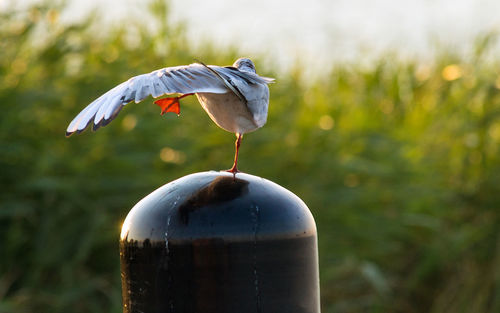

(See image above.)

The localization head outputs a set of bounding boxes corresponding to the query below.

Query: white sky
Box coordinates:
[5,0,500,71]
[170,0,500,67]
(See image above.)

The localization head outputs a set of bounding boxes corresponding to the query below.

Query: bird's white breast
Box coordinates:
[196,83,269,134]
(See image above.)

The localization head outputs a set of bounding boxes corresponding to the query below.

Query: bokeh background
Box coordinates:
[2,0,500,312]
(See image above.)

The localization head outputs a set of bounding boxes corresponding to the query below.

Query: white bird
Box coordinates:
[66,58,274,173]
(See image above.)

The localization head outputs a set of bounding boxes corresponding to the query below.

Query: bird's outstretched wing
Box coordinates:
[195,61,275,104]
[66,64,230,136]
[217,66,275,85]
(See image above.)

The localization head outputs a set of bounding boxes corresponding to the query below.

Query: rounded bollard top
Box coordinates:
[120,171,316,244]
[120,171,321,313]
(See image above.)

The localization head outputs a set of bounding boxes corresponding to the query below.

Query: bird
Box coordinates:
[66,58,274,174]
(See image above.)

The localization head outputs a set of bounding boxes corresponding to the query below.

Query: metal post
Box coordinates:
[120,171,320,313]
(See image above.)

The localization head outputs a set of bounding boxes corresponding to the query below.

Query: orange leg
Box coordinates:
[227,133,242,176]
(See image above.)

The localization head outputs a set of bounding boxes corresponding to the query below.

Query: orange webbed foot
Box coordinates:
[154,97,181,115]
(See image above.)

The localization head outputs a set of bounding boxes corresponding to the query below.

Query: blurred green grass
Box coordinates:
[1,1,500,313]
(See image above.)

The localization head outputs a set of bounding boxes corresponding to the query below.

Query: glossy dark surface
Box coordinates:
[120,171,320,313]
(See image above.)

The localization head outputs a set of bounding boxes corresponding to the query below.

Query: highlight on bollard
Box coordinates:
[119,171,321,313]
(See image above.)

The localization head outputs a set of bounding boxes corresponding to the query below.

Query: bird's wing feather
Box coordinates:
[218,66,275,85]
[195,61,247,104]
[66,64,229,136]
[209,66,275,104]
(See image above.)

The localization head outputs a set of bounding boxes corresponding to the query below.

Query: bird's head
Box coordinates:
[233,58,256,73]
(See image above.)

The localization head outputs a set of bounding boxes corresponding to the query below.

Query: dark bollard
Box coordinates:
[119,171,320,313]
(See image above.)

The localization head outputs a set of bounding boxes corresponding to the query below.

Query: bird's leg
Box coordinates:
[154,93,194,115]
[178,93,194,100]
[227,133,242,176]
